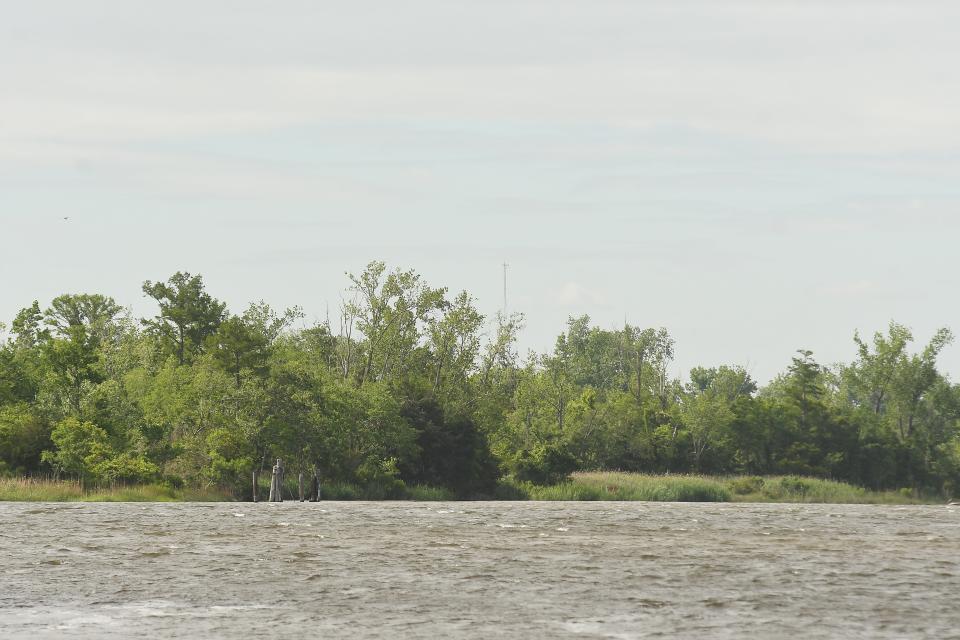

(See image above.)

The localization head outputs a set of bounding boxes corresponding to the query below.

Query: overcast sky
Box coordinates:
[2,1,960,382]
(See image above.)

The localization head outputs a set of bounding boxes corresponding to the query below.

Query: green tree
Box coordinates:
[211,315,270,388]
[142,272,226,365]
[347,261,446,387]
[426,290,483,398]
[45,293,121,346]
[681,367,752,471]
[0,404,50,475]
[42,325,103,415]
[41,417,111,481]
[888,328,953,441]
[847,322,912,416]
[210,302,302,388]
[11,301,48,347]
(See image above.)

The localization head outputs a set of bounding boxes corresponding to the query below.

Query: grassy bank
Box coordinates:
[0,477,231,502]
[0,477,455,503]
[1,473,938,504]
[500,472,936,504]
[316,482,454,501]
[722,474,930,504]
[505,472,732,502]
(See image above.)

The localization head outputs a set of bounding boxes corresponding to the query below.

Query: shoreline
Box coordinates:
[0,472,943,505]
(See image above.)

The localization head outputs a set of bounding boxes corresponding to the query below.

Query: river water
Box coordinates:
[1,501,958,639]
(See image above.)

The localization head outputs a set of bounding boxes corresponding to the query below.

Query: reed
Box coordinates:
[404,485,456,501]
[0,477,229,502]
[499,472,937,504]
[518,472,731,502]
[725,475,928,504]
[0,473,937,504]
[313,481,454,501]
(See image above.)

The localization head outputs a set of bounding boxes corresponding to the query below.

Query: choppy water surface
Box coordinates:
[1,502,959,639]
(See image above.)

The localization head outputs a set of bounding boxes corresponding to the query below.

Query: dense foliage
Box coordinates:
[2,262,959,498]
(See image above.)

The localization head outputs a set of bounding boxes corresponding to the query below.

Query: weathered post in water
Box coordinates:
[310,466,321,502]
[298,472,304,502]
[269,458,284,502]
[252,470,258,502]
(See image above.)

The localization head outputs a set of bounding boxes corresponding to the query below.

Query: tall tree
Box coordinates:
[142,272,226,365]
[889,328,953,441]
[209,301,300,389]
[45,294,121,346]
[427,291,483,397]
[347,261,445,387]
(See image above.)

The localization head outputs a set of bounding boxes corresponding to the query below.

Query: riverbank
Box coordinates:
[1,473,940,503]
[0,477,230,502]
[0,477,452,503]
[515,472,935,504]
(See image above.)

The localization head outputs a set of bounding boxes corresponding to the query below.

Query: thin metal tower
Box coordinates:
[502,262,509,314]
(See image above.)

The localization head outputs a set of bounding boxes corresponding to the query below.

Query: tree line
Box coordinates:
[2,261,959,497]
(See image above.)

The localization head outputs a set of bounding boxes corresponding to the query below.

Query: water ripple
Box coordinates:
[1,502,959,639]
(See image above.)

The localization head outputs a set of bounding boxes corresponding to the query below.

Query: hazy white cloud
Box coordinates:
[2,1,960,381]
[816,280,883,297]
[3,1,960,155]
[556,282,608,307]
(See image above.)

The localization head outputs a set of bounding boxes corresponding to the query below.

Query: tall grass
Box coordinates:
[0,477,229,502]
[404,485,456,501]
[500,472,936,504]
[0,476,456,503]
[317,482,454,501]
[1,473,936,504]
[725,475,927,504]
[515,472,731,502]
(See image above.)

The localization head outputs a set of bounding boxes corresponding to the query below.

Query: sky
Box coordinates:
[2,1,960,382]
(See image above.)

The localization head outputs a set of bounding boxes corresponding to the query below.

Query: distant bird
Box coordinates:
[63,216,69,221]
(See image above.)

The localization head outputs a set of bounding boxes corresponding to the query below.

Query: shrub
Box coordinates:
[404,485,454,501]
[399,397,500,497]
[506,441,579,485]
[357,457,406,499]
[728,476,765,495]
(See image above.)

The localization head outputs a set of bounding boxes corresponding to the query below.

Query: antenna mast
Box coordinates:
[502,262,509,314]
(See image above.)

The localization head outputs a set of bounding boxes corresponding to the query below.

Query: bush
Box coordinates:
[0,405,50,475]
[319,482,361,500]
[506,441,579,485]
[404,485,454,501]
[493,479,530,500]
[523,472,732,502]
[399,397,500,497]
[357,457,405,499]
[728,476,765,495]
[89,453,160,484]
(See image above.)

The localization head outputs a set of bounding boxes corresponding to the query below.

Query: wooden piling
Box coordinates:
[252,470,258,502]
[269,458,284,502]
[298,472,304,502]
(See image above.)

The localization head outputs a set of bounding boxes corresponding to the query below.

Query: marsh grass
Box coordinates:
[0,477,229,502]
[500,472,936,504]
[1,473,936,504]
[517,472,731,502]
[724,475,927,504]
[404,485,456,501]
[318,482,454,501]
